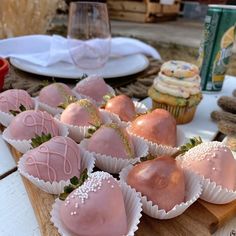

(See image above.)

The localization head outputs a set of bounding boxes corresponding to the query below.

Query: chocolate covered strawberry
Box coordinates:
[87,123,135,159]
[59,171,128,236]
[129,108,176,146]
[127,156,185,212]
[104,94,136,122]
[60,99,102,127]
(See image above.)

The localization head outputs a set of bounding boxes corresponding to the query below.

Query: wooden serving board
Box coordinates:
[9,145,236,236]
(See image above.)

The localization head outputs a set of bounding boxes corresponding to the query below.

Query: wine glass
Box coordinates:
[67,1,111,69]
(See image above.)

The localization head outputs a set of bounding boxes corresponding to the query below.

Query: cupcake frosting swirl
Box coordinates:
[153,72,201,98]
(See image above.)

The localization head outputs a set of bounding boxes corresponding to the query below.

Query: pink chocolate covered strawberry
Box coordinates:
[127,155,185,212]
[0,89,34,114]
[129,108,176,147]
[87,123,134,159]
[24,136,81,182]
[60,99,102,127]
[104,94,136,122]
[39,83,74,108]
[59,171,128,236]
[74,75,112,103]
[7,110,60,140]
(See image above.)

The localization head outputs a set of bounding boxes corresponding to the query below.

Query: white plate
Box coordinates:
[10,54,149,79]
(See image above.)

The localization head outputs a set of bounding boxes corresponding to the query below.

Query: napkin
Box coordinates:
[0,35,161,67]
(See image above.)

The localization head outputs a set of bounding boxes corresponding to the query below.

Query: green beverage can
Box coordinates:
[198,5,236,92]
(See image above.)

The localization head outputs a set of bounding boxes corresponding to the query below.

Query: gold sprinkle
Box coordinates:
[76,99,101,126]
[105,123,134,158]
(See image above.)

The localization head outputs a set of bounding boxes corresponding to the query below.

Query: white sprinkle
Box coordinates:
[73,211,77,215]
[207,158,210,161]
[70,212,74,216]
[75,203,78,208]
[111,185,114,188]
[108,180,110,183]
[212,167,216,171]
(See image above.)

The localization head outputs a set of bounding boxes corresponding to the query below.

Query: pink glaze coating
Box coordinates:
[8,110,60,140]
[0,89,34,113]
[105,95,136,122]
[180,141,236,190]
[75,75,110,103]
[24,136,81,182]
[60,99,102,127]
[87,123,135,159]
[60,172,127,236]
[39,83,73,108]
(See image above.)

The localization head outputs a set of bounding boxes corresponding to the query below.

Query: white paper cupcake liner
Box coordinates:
[18,148,95,194]
[55,110,112,143]
[50,180,142,236]
[197,175,236,204]
[128,126,185,156]
[0,98,38,127]
[0,111,14,127]
[37,100,63,116]
[2,119,69,154]
[120,165,202,219]
[79,135,148,174]
[133,100,148,114]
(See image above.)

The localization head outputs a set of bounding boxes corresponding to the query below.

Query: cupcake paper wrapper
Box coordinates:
[119,165,202,219]
[0,98,38,127]
[79,135,148,174]
[128,126,185,156]
[2,119,69,154]
[18,148,95,194]
[55,110,112,143]
[50,181,142,236]
[198,175,236,204]
[0,111,14,127]
[37,100,64,116]
[133,101,148,114]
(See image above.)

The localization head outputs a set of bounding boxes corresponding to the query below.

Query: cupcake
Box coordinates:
[148,60,202,124]
[128,108,177,147]
[0,89,35,127]
[51,172,142,236]
[73,75,115,105]
[179,141,236,204]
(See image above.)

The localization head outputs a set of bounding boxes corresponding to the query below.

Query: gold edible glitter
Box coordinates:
[105,123,134,158]
[77,99,101,126]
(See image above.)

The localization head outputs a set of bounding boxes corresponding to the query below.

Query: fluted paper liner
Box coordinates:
[2,119,69,154]
[55,110,112,143]
[128,126,185,156]
[195,175,236,204]
[79,135,148,174]
[120,165,202,219]
[0,98,38,127]
[18,148,95,194]
[50,181,142,236]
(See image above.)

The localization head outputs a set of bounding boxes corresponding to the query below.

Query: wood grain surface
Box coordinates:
[9,144,236,236]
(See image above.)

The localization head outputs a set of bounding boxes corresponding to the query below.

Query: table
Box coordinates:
[1,74,236,236]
